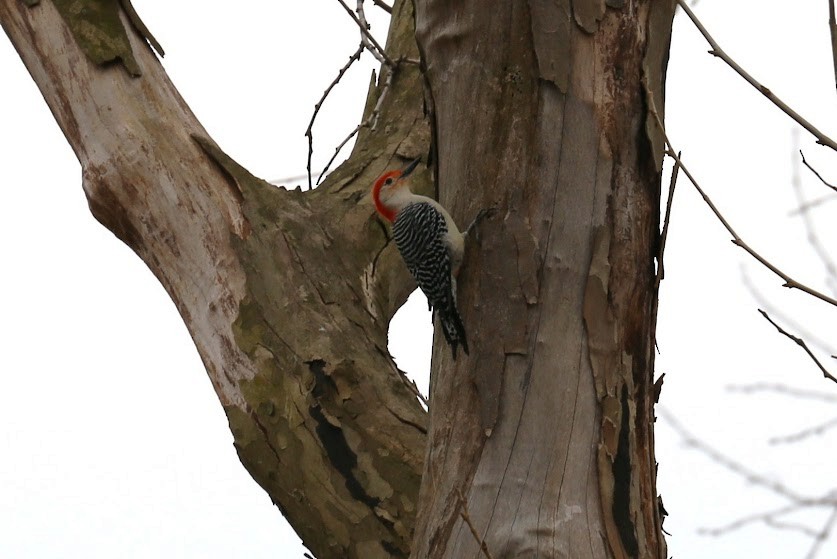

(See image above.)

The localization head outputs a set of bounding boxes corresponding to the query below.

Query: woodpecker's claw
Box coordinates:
[464,206,497,236]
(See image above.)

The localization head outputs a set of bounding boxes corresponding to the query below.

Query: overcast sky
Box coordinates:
[2,2,837,558]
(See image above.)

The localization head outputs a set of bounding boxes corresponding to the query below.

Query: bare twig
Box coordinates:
[662,407,837,549]
[316,66,396,184]
[791,194,837,215]
[769,416,837,445]
[675,0,837,151]
[727,382,837,402]
[758,309,837,384]
[656,154,680,287]
[336,0,394,67]
[699,503,816,537]
[305,46,364,190]
[800,150,837,195]
[643,76,837,309]
[791,144,837,296]
[741,271,836,355]
[456,489,494,559]
[371,0,392,13]
[316,124,363,186]
[659,407,812,503]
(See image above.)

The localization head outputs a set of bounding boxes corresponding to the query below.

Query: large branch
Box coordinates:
[1,1,429,557]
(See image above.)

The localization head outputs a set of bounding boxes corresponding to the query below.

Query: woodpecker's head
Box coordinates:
[372,157,421,222]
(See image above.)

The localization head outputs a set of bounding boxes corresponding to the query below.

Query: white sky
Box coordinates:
[2,2,836,558]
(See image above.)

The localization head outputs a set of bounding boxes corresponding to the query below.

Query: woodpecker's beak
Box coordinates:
[401,157,421,178]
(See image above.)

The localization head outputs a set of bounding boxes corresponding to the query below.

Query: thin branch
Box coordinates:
[656,154,680,287]
[791,145,837,296]
[305,46,364,190]
[675,0,837,151]
[659,407,812,503]
[642,76,837,309]
[316,65,396,184]
[371,0,392,13]
[805,505,837,559]
[727,382,837,402]
[699,503,816,538]
[741,270,836,355]
[800,150,837,195]
[758,309,837,384]
[336,0,394,67]
[316,124,362,186]
[456,489,495,559]
[769,416,837,445]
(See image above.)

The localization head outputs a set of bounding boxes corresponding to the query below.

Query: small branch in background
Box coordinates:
[769,416,837,445]
[806,505,837,559]
[675,0,837,151]
[800,150,837,195]
[371,0,392,13]
[336,0,394,67]
[830,0,837,95]
[643,76,837,309]
[758,309,837,384]
[306,46,364,190]
[791,194,837,214]
[727,382,837,403]
[699,503,816,538]
[655,154,680,287]
[659,407,810,502]
[456,489,495,559]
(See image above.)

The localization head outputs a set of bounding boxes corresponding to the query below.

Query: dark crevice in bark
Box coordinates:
[308,403,382,511]
[612,384,639,557]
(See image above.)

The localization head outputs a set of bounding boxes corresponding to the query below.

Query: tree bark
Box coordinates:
[410,0,675,557]
[2,0,675,557]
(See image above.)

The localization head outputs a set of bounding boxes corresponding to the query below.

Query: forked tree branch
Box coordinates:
[336,0,394,67]
[676,0,837,151]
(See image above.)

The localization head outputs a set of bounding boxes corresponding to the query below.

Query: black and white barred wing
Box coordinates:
[392,201,468,357]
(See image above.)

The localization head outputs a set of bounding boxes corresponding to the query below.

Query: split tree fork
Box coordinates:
[1,0,676,557]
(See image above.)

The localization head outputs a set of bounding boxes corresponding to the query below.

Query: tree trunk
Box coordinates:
[410,1,675,557]
[2,0,675,558]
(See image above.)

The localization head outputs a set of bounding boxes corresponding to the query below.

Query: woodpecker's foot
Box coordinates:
[464,206,497,237]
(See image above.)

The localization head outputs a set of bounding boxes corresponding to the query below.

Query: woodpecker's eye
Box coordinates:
[385,178,394,186]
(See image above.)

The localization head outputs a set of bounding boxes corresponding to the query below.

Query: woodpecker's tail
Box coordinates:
[438,304,469,360]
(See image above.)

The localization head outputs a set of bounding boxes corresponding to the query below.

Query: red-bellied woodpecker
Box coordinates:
[372,157,469,359]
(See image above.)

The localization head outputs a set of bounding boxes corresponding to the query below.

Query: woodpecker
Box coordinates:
[372,157,469,359]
